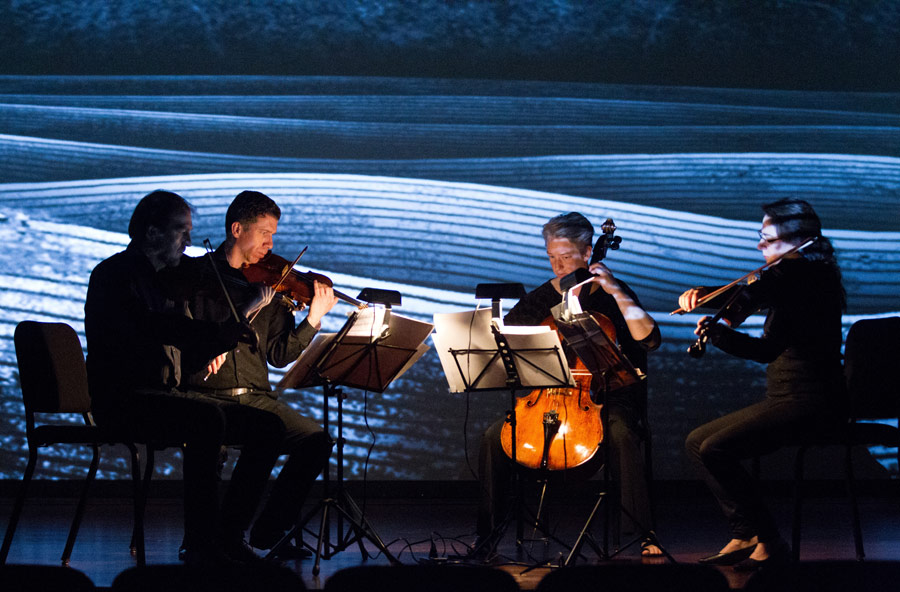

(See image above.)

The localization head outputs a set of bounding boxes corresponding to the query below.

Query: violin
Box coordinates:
[674,237,817,358]
[242,251,365,310]
[500,218,626,471]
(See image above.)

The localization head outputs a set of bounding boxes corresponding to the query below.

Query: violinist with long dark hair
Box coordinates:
[476,212,663,557]
[682,198,846,570]
[176,190,338,561]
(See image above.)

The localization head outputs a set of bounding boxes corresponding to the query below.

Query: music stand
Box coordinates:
[273,291,432,575]
[432,284,574,559]
[551,270,673,565]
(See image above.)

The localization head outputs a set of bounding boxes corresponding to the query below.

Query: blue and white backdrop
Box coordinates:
[0,2,898,482]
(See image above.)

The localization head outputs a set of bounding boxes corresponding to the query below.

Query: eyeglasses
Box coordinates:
[757,230,780,244]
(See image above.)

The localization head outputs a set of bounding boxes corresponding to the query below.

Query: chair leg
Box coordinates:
[61,443,100,566]
[845,444,865,561]
[128,444,141,555]
[791,446,806,563]
[0,448,38,564]
[130,444,154,567]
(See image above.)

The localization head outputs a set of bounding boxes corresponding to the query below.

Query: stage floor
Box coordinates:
[2,485,899,590]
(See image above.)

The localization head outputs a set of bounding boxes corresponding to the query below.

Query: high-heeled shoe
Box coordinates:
[698,544,757,566]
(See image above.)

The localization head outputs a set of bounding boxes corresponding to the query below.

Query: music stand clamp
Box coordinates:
[272,287,431,575]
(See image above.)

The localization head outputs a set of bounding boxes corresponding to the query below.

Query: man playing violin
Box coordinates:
[476,212,663,557]
[177,190,338,558]
[682,198,846,570]
[85,190,286,566]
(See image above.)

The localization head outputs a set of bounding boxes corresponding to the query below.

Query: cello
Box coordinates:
[500,219,635,471]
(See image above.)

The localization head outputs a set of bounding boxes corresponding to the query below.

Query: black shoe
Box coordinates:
[267,542,313,560]
[249,523,287,551]
[223,537,267,565]
[698,544,757,566]
[183,546,241,569]
[732,541,790,572]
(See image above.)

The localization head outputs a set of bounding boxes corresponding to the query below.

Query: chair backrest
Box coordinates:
[14,321,92,414]
[844,316,900,419]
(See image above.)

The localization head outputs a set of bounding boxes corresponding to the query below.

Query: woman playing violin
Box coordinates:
[682,198,846,570]
[476,212,663,556]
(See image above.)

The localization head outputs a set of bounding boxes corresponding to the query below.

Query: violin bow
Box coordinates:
[203,239,246,325]
[670,237,817,315]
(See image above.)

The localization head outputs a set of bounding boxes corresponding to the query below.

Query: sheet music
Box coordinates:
[432,308,572,393]
[344,306,388,339]
[432,309,500,392]
[278,309,433,392]
[277,332,335,389]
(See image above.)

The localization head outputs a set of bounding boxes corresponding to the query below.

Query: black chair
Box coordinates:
[0,564,96,592]
[791,316,900,561]
[535,564,729,592]
[0,321,148,566]
[324,564,520,592]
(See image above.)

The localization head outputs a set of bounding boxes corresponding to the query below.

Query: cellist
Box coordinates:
[475,212,662,556]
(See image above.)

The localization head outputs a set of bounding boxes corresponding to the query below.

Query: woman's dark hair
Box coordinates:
[128,190,191,243]
[542,212,594,252]
[762,198,845,308]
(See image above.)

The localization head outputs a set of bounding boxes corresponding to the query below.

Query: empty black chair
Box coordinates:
[1,321,145,566]
[791,316,900,560]
[324,564,520,592]
[535,564,729,592]
[0,564,96,592]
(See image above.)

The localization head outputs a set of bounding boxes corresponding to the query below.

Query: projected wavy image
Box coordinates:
[1,3,898,482]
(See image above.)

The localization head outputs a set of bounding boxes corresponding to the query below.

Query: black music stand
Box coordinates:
[273,290,431,575]
[433,283,575,560]
[551,271,674,565]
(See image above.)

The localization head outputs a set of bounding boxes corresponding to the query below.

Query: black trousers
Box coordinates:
[477,401,653,539]
[93,389,284,550]
[685,396,838,543]
[207,391,333,536]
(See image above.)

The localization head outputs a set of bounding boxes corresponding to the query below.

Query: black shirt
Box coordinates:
[178,247,318,393]
[709,257,845,401]
[84,244,230,410]
[504,278,661,406]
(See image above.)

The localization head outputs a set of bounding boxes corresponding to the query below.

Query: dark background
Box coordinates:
[2,0,898,90]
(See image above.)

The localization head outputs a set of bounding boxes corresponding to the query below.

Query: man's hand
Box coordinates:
[206,353,227,376]
[306,280,339,329]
